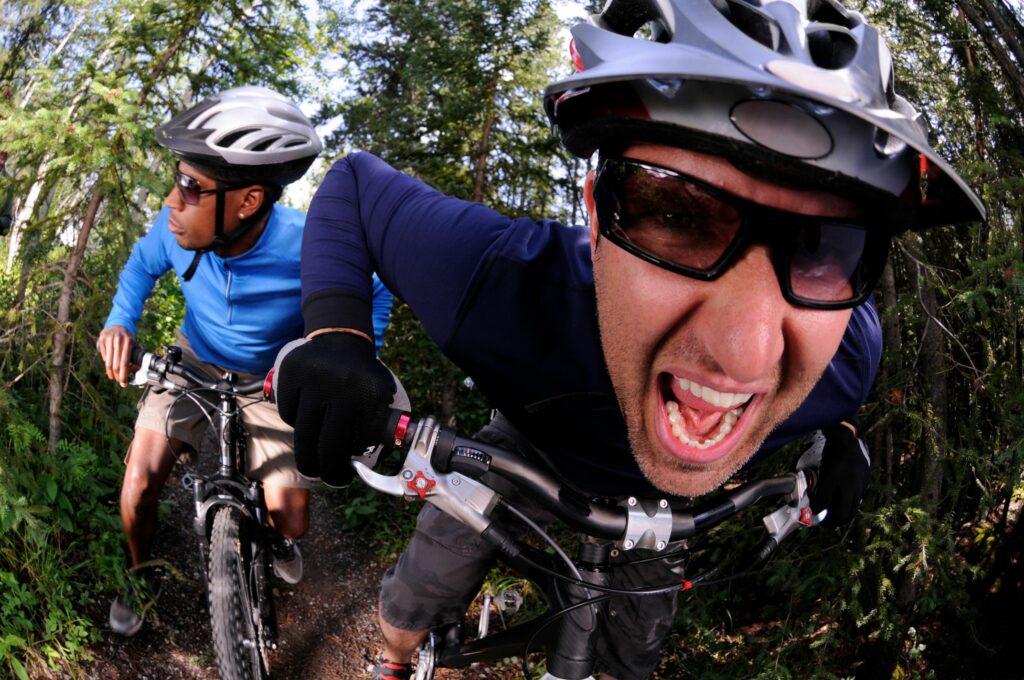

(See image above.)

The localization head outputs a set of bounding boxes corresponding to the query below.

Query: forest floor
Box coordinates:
[74,469,499,680]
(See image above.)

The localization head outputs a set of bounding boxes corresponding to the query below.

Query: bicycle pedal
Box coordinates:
[496,588,523,615]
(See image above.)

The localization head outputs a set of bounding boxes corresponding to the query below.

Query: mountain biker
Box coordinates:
[96,86,393,637]
[276,1,985,678]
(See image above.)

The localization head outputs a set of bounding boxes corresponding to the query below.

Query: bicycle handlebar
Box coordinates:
[354,410,823,554]
[129,345,267,396]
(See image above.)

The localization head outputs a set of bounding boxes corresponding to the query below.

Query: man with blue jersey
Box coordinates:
[97,87,392,636]
[277,2,985,678]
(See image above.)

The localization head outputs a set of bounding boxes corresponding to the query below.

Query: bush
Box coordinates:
[0,390,127,677]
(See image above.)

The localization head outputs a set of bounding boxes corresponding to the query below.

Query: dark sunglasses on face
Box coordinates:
[592,157,893,310]
[174,166,220,205]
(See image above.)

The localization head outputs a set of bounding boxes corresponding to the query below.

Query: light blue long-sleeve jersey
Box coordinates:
[105,204,392,374]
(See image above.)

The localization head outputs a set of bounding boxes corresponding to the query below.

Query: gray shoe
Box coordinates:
[109,592,144,636]
[271,538,303,584]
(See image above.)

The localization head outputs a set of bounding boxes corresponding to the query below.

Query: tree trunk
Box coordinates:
[917,265,948,514]
[975,0,1024,71]
[875,258,900,501]
[956,0,1024,109]
[859,248,951,679]
[48,185,104,452]
[471,74,499,203]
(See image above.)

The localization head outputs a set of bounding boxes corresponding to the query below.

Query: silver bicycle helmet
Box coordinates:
[156,85,322,186]
[545,0,985,229]
[156,86,322,281]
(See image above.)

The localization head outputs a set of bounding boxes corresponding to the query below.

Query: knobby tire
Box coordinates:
[208,505,268,680]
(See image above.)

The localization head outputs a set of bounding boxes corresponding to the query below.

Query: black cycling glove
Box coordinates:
[797,422,871,525]
[274,333,397,487]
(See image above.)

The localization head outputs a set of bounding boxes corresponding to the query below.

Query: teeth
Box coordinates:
[665,399,746,450]
[676,378,752,409]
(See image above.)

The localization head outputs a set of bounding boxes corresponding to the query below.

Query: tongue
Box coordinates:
[680,402,726,439]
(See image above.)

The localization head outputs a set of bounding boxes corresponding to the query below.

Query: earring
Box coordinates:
[238,212,246,220]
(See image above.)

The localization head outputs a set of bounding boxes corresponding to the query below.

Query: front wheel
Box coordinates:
[208,505,268,680]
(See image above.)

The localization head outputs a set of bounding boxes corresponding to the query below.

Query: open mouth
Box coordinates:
[659,374,756,458]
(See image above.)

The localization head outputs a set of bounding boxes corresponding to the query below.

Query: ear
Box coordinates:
[239,185,265,217]
[583,169,599,253]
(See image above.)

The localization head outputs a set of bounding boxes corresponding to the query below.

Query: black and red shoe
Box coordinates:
[369,657,414,680]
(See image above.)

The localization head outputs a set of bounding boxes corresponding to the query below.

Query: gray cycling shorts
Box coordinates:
[378,416,685,680]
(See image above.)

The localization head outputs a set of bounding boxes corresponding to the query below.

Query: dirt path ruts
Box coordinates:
[79,470,492,680]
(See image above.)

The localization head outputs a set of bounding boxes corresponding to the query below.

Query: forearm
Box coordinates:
[105,216,173,333]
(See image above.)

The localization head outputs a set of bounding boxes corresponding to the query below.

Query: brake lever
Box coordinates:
[128,353,153,387]
[128,352,173,388]
[761,470,827,543]
[352,458,406,496]
[353,418,500,535]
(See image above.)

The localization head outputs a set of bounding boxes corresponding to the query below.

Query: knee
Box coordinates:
[269,510,307,540]
[120,437,171,507]
[266,488,309,539]
[121,464,164,507]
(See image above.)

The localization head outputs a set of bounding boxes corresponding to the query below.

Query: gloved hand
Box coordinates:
[796,422,871,525]
[274,332,397,487]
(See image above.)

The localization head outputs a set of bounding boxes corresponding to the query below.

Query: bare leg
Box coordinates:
[263,485,310,539]
[120,427,180,566]
[379,611,430,665]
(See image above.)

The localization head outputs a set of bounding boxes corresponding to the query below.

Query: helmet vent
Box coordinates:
[600,0,670,42]
[806,0,855,30]
[251,137,279,152]
[716,0,784,52]
[806,25,857,69]
[216,128,261,148]
[633,19,670,42]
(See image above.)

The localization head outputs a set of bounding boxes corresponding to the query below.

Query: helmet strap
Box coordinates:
[181,186,228,282]
[180,183,276,282]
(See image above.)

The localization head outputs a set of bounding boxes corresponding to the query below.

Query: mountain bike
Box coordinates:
[130,345,280,680]
[353,412,825,680]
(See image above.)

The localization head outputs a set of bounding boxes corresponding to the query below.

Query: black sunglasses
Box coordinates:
[593,157,893,310]
[174,163,253,206]
[174,166,220,205]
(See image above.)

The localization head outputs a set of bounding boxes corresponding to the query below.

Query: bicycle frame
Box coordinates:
[130,346,280,669]
[421,538,619,679]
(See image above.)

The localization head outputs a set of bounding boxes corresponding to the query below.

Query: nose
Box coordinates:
[165,185,183,210]
[695,245,787,384]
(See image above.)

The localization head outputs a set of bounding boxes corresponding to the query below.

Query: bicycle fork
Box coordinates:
[542,541,610,680]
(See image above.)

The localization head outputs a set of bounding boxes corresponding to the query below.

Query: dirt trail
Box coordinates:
[81,471,491,680]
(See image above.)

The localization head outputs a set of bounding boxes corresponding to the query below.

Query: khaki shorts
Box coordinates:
[134,332,310,489]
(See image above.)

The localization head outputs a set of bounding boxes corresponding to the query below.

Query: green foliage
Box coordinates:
[0,0,315,672]
[381,301,491,433]
[327,480,419,559]
[0,391,125,676]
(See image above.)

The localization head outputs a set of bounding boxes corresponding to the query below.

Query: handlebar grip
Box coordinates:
[130,345,146,366]
[752,536,779,567]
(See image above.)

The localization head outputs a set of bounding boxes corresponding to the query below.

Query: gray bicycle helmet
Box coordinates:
[156,85,322,186]
[545,0,985,229]
[156,86,322,280]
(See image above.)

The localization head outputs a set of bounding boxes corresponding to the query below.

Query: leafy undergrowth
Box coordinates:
[0,391,128,679]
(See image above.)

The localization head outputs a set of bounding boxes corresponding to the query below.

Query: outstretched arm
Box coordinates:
[100,208,174,386]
